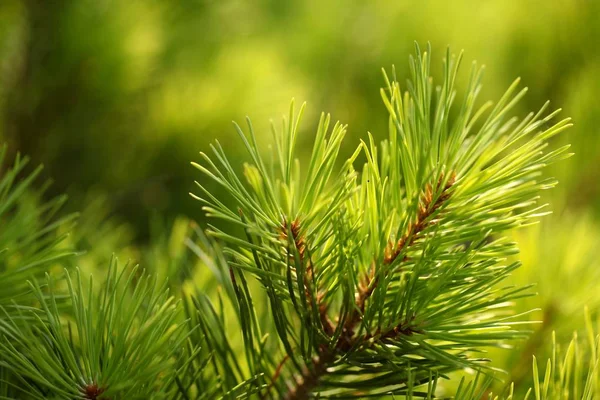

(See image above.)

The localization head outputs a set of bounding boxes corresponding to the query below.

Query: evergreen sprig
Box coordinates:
[191,44,572,398]
[0,259,188,399]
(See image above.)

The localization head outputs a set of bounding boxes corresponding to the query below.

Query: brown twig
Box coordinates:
[344,172,456,343]
[278,173,456,399]
[280,218,335,335]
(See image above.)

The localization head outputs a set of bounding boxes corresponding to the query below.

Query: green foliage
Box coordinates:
[453,308,600,400]
[0,145,77,314]
[3,0,599,233]
[191,45,571,398]
[0,43,593,400]
[481,213,600,396]
[0,259,188,399]
[529,316,599,400]
[175,227,266,399]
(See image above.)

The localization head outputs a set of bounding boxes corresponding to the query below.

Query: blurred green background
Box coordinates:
[1,0,599,393]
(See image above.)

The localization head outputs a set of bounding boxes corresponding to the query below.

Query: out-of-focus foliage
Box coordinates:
[0,145,77,315]
[454,308,600,400]
[480,213,600,396]
[0,0,598,236]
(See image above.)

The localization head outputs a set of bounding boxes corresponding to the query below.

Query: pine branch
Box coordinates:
[0,258,188,399]
[191,43,572,398]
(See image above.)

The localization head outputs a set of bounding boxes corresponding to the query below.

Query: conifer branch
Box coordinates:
[0,259,188,399]
[0,41,587,399]
[188,43,573,398]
